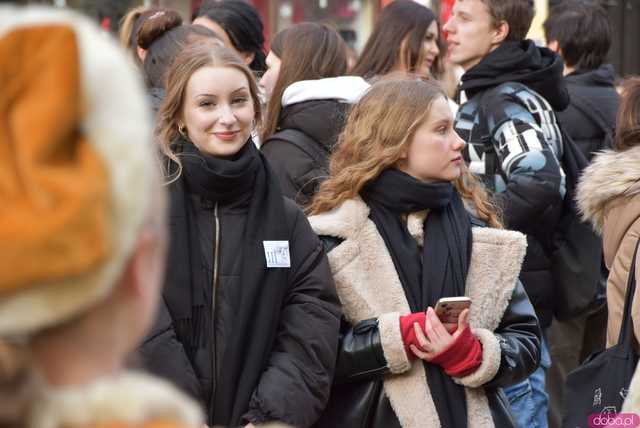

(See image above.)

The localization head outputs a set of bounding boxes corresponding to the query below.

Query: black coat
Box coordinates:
[456,41,569,328]
[139,176,341,427]
[557,65,620,161]
[261,99,350,206]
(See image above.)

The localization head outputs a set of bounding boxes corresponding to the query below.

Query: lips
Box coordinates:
[451,156,463,163]
[213,131,240,141]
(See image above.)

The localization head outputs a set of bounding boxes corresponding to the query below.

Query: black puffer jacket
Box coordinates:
[261,76,369,206]
[140,174,341,427]
[557,65,619,161]
[455,40,569,328]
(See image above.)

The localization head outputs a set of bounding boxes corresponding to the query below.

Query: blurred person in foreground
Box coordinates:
[0,5,202,428]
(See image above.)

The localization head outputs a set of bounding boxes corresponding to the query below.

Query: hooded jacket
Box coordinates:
[557,65,619,160]
[261,76,370,206]
[576,145,640,349]
[309,198,541,428]
[454,40,569,328]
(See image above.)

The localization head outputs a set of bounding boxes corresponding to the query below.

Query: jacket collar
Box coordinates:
[281,76,370,107]
[577,145,640,234]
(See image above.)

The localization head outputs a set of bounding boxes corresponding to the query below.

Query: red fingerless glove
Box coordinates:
[399,312,427,359]
[429,326,483,377]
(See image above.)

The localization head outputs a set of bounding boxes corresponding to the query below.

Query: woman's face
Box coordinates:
[193,16,254,66]
[397,96,465,182]
[417,20,440,76]
[181,65,255,158]
[259,51,282,101]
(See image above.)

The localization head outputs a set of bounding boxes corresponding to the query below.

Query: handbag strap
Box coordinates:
[618,239,640,347]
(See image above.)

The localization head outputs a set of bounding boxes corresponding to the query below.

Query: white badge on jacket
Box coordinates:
[263,241,291,268]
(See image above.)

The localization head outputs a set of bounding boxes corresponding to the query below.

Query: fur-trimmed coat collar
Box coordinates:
[28,371,203,428]
[577,145,640,263]
[577,145,640,233]
[309,197,527,428]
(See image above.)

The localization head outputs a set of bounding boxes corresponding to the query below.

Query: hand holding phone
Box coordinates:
[433,296,471,332]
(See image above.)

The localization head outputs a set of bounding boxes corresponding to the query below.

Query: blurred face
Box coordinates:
[181,66,255,158]
[260,51,281,101]
[418,20,440,75]
[397,96,466,182]
[443,0,499,71]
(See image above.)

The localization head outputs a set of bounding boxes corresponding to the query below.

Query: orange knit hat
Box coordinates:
[0,7,155,336]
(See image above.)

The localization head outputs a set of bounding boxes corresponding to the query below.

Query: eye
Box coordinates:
[232,97,249,104]
[199,101,215,108]
[438,126,448,135]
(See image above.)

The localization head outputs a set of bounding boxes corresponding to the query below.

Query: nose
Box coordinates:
[218,104,236,126]
[443,17,454,34]
[431,41,440,56]
[452,131,466,151]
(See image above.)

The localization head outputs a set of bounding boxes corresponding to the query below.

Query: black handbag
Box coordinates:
[562,240,640,428]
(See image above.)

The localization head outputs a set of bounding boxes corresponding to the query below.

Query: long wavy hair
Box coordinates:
[156,43,262,182]
[308,79,502,228]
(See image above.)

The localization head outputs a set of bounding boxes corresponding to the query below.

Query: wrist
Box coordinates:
[399,312,427,360]
[430,326,483,377]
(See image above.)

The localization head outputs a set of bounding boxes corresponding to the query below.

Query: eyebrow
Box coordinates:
[432,118,451,127]
[195,86,249,98]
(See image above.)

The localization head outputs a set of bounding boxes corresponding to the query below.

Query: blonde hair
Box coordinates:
[309,78,502,228]
[156,43,263,182]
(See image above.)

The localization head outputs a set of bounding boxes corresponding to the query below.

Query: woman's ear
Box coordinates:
[240,51,255,66]
[137,46,147,63]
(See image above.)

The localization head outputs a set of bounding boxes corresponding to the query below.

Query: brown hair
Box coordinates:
[351,0,444,80]
[308,78,501,228]
[157,43,262,181]
[481,0,535,41]
[118,6,152,64]
[0,340,34,427]
[614,77,640,152]
[261,23,348,142]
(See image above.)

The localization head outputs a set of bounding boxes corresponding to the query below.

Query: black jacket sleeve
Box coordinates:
[243,204,342,427]
[138,298,204,405]
[261,139,322,206]
[332,317,390,384]
[484,280,542,389]
[484,91,566,232]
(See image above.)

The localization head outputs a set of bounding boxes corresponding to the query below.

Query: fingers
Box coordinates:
[426,307,449,340]
[458,308,470,329]
[410,344,429,360]
[414,321,433,353]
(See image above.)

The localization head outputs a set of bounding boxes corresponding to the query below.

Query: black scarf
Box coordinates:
[361,169,472,428]
[166,140,289,425]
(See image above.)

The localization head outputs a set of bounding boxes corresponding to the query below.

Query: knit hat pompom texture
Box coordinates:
[0,6,155,336]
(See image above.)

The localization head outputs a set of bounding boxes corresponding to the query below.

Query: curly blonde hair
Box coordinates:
[308,78,502,228]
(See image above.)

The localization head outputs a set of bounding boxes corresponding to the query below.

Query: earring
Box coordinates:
[178,123,187,137]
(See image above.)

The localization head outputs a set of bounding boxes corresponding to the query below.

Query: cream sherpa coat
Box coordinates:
[309,197,531,428]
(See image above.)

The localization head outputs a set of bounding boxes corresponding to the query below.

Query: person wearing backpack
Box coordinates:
[444,0,568,426]
[543,3,620,426]
[260,23,369,207]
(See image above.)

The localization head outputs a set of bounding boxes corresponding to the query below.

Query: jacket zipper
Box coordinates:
[210,202,220,423]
